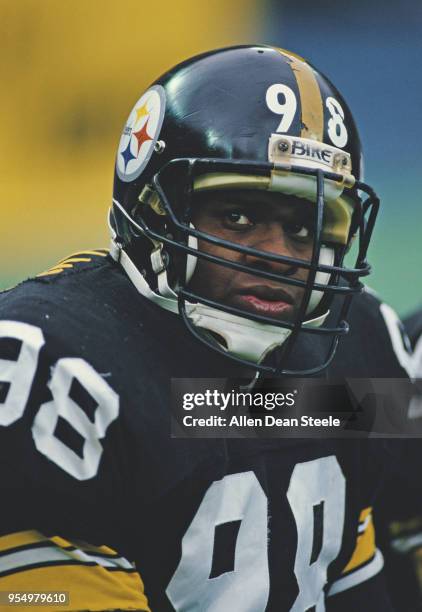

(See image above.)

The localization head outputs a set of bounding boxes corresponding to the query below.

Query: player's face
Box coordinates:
[189,190,315,322]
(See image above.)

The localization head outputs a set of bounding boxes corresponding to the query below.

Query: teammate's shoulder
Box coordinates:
[350,286,407,337]
[333,286,413,377]
[343,286,392,344]
[404,308,422,347]
[351,285,385,316]
[404,309,422,378]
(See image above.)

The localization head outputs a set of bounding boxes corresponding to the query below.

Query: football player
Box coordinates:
[0,45,413,611]
[375,308,422,611]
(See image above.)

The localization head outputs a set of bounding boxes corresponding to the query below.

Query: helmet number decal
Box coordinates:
[266,84,297,133]
[326,97,348,148]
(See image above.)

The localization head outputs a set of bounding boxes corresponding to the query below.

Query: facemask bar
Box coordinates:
[113,158,379,375]
[271,169,328,373]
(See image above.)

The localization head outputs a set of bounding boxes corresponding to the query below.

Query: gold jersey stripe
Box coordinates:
[36,269,66,277]
[0,530,48,552]
[358,506,373,525]
[36,267,69,277]
[328,549,384,597]
[50,536,119,558]
[36,259,92,276]
[36,248,108,277]
[0,531,125,561]
[71,541,118,556]
[0,564,150,611]
[343,507,375,574]
[43,264,75,272]
[277,48,324,141]
[56,249,108,264]
[58,257,92,264]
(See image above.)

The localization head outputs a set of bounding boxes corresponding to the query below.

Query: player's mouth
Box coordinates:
[233,285,295,318]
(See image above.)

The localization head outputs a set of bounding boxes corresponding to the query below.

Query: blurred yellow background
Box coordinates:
[0,0,259,287]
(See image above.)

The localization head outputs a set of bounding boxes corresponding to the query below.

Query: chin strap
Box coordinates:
[109,234,329,365]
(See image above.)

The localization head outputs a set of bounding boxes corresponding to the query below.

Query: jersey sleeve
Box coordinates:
[0,530,150,611]
[0,286,149,610]
[372,313,422,611]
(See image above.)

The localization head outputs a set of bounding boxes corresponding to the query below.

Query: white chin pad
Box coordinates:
[306,246,334,314]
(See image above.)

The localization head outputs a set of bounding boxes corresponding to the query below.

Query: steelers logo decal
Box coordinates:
[116,85,166,182]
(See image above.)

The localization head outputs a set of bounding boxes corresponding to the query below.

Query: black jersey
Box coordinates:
[0,251,410,611]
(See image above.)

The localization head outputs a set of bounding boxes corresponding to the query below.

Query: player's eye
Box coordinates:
[283,220,312,240]
[225,210,255,227]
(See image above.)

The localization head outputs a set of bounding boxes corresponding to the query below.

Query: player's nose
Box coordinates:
[245,223,300,276]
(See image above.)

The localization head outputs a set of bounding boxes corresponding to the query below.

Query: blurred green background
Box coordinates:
[1,0,421,317]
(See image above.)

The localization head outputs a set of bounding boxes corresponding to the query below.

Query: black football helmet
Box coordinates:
[109,45,379,375]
